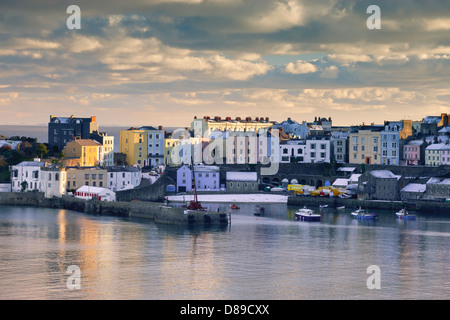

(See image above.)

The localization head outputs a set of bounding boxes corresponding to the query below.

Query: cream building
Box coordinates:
[66,167,108,191]
[191,116,274,137]
[349,126,383,165]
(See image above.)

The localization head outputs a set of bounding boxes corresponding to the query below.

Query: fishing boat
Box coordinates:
[351,207,378,220]
[396,208,416,220]
[229,204,240,210]
[254,205,265,216]
[295,207,321,222]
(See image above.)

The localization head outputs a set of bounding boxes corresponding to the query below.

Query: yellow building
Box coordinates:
[120,129,147,167]
[349,127,383,165]
[62,138,103,167]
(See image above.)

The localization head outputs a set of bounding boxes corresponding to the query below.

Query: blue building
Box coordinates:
[139,126,165,168]
[176,164,221,192]
[381,123,400,165]
[48,115,98,152]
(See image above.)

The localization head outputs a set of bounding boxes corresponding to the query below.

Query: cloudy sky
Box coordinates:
[0,0,449,127]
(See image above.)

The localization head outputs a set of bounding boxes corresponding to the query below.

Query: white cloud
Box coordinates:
[285,60,317,74]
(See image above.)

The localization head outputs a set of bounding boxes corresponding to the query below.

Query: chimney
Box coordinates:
[158,125,163,130]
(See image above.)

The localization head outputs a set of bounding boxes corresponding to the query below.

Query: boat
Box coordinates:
[396,208,416,220]
[229,204,240,210]
[185,160,206,211]
[295,207,321,222]
[337,206,345,210]
[319,204,328,208]
[339,193,352,199]
[351,207,378,220]
[254,205,265,216]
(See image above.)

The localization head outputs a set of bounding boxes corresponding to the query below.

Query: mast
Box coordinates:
[191,158,198,203]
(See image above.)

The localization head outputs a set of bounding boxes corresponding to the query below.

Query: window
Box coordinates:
[352,137,358,144]
[353,145,358,152]
[92,174,96,179]
[85,174,89,180]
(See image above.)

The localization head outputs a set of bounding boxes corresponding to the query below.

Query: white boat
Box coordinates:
[295,207,321,222]
[337,206,345,210]
[319,204,328,208]
[396,208,416,220]
[351,207,378,220]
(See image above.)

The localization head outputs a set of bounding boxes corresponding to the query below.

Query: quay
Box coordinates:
[0,192,229,226]
[287,195,450,213]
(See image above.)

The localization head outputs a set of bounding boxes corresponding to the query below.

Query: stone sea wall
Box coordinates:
[0,192,229,226]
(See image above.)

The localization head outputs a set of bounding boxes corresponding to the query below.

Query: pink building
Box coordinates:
[402,140,425,166]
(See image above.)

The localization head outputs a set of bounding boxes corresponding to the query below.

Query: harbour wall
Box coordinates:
[287,196,450,213]
[0,192,229,226]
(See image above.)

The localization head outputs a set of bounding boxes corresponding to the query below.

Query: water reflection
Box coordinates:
[0,204,449,300]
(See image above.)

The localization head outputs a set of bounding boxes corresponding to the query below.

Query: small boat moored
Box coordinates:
[254,205,265,216]
[351,207,378,220]
[396,208,416,220]
[295,207,321,222]
[229,204,240,210]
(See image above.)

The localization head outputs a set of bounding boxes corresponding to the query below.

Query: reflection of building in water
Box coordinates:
[160,233,225,298]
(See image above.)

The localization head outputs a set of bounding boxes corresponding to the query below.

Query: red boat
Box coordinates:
[229,204,240,210]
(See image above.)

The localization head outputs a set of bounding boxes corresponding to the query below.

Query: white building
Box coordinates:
[75,185,116,201]
[107,166,142,191]
[0,183,11,192]
[279,137,331,163]
[10,159,46,192]
[41,166,67,198]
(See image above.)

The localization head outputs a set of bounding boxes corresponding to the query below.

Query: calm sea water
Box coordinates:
[0,204,449,300]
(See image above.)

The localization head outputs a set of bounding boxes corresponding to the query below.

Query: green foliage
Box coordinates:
[36,144,48,158]
[20,181,28,192]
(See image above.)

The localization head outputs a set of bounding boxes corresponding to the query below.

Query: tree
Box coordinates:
[36,144,48,158]
[20,181,28,192]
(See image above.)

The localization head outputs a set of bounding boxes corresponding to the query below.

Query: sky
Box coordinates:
[0,0,449,128]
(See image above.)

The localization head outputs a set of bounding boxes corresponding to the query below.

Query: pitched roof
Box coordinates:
[72,139,101,147]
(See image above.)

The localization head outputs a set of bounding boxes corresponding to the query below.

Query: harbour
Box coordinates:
[0,202,449,300]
